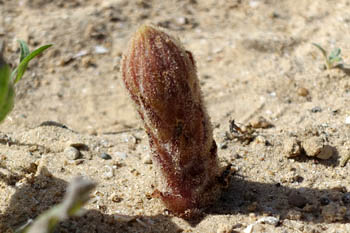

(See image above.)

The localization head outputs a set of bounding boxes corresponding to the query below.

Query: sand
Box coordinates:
[1,0,350,232]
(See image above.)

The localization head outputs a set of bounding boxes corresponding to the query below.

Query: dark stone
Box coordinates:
[100,153,112,160]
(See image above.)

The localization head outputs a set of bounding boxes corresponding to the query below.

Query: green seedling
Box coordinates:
[15,177,96,233]
[0,41,52,124]
[312,43,343,69]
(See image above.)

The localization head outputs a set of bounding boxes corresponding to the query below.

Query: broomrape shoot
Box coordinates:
[0,40,52,124]
[312,43,343,70]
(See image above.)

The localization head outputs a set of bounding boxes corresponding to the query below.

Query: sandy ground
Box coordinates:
[1,0,350,232]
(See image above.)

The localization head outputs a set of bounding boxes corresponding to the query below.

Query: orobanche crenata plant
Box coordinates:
[122,24,228,218]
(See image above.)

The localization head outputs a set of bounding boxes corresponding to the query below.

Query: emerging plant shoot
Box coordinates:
[122,25,224,217]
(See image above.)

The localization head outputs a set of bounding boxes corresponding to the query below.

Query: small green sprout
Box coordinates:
[15,177,96,233]
[0,41,52,124]
[312,43,343,70]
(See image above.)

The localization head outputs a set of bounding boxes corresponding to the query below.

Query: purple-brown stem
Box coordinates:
[121,25,223,217]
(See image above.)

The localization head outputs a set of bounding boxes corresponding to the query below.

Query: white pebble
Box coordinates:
[143,154,153,164]
[345,116,350,125]
[115,152,127,160]
[65,146,81,160]
[103,165,114,179]
[94,45,108,54]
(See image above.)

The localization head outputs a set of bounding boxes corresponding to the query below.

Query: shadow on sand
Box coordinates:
[0,168,182,233]
[0,164,349,232]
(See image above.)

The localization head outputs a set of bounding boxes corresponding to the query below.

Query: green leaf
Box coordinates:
[312,43,328,59]
[16,177,96,233]
[0,56,15,124]
[18,40,30,62]
[312,43,333,69]
[11,44,52,84]
[0,84,15,124]
[329,56,343,64]
[329,47,341,60]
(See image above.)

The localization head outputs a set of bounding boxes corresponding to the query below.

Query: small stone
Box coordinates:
[258,216,279,226]
[73,159,84,165]
[284,137,301,158]
[110,193,123,203]
[311,106,322,113]
[320,196,330,206]
[94,45,108,54]
[346,116,350,125]
[65,146,81,160]
[58,58,69,66]
[100,153,112,160]
[103,165,114,179]
[39,120,68,129]
[254,135,267,145]
[28,145,39,152]
[286,209,302,220]
[115,152,128,160]
[250,116,273,129]
[316,145,334,160]
[142,154,153,164]
[175,17,188,25]
[249,0,259,8]
[73,50,88,58]
[219,142,228,149]
[302,136,323,157]
[288,192,307,208]
[297,87,309,97]
[342,193,350,204]
[81,56,95,67]
[340,151,350,167]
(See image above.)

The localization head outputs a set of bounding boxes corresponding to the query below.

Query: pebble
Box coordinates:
[288,192,307,208]
[65,146,81,160]
[286,209,302,220]
[94,45,108,54]
[249,0,260,8]
[103,165,114,179]
[81,56,95,67]
[254,135,267,145]
[243,216,279,233]
[346,116,350,125]
[342,193,350,204]
[316,145,334,160]
[142,153,153,164]
[301,136,323,157]
[219,142,228,149]
[175,16,188,25]
[320,196,330,206]
[110,193,123,203]
[311,106,322,113]
[284,137,301,158]
[100,153,112,160]
[73,50,88,58]
[250,116,273,129]
[297,87,309,97]
[115,152,128,160]
[340,151,350,167]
